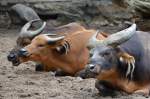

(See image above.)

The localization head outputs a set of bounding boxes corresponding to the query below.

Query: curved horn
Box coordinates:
[87,24,136,48]
[45,34,65,45]
[20,19,46,37]
[104,24,136,46]
[45,34,58,36]
[87,30,102,49]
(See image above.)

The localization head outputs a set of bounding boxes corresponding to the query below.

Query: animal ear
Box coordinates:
[116,48,135,64]
[116,48,135,79]
[55,41,70,55]
[55,46,66,54]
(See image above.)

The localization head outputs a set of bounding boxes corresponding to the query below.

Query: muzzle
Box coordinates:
[7,52,20,66]
[7,48,29,66]
[7,53,16,61]
[77,64,101,79]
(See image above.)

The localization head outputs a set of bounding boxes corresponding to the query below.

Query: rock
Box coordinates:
[0,12,11,28]
[0,0,134,30]
[136,19,150,31]
[125,0,150,31]
[2,0,150,31]
[75,77,83,82]
[127,0,150,18]
[9,4,41,26]
[19,93,32,98]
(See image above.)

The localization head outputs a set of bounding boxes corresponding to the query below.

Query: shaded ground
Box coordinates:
[0,28,148,99]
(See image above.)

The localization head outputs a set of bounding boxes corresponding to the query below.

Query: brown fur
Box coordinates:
[96,62,150,95]
[18,24,108,75]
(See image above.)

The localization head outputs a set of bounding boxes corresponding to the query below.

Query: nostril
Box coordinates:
[7,54,15,61]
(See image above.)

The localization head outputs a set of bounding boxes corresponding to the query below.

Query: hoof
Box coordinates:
[95,80,117,96]
[35,64,44,71]
[55,70,69,76]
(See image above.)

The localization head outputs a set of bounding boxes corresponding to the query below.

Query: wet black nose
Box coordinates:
[18,48,28,57]
[7,54,16,61]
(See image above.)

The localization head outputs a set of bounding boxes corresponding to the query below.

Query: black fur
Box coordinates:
[111,31,150,83]
[95,80,117,96]
[89,31,150,83]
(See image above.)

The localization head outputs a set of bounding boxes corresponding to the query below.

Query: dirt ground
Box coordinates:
[0,28,148,99]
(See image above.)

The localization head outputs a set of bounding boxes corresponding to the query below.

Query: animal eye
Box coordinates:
[101,52,110,57]
[104,52,110,55]
[38,44,44,47]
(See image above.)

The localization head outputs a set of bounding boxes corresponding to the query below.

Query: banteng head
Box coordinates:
[79,24,136,79]
[7,19,46,66]
[16,34,66,64]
